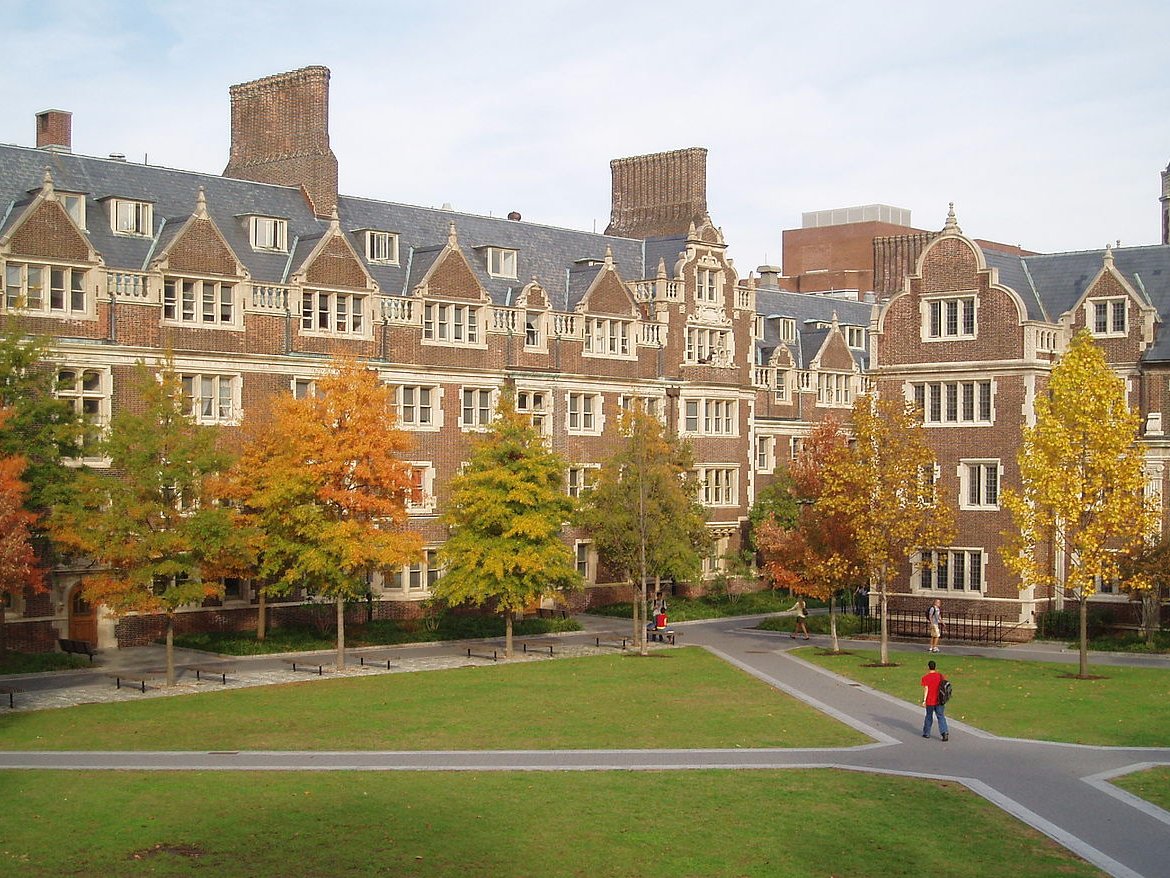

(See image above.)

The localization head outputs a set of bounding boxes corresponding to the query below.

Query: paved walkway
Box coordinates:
[2,615,1169,878]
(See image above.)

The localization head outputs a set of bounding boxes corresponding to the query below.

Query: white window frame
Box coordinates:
[406,462,436,514]
[845,325,866,349]
[111,199,153,237]
[56,365,111,459]
[365,230,399,265]
[685,326,731,365]
[460,386,496,429]
[698,466,739,507]
[163,277,237,327]
[914,548,985,593]
[422,301,482,346]
[682,397,738,437]
[398,385,441,430]
[583,317,633,357]
[696,267,720,304]
[1088,297,1128,338]
[816,372,853,408]
[291,377,317,400]
[756,435,775,473]
[4,261,89,317]
[923,295,977,341]
[487,247,517,279]
[567,465,598,499]
[779,318,797,343]
[959,460,1001,510]
[912,379,994,426]
[250,216,288,252]
[618,395,662,421]
[180,372,240,425]
[516,389,550,435]
[300,288,368,337]
[566,392,602,435]
[60,192,86,229]
[575,540,595,582]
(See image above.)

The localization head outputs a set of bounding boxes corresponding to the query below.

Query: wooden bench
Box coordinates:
[58,638,97,662]
[521,640,555,656]
[647,627,678,645]
[0,686,23,708]
[187,665,233,684]
[111,674,152,693]
[536,607,569,620]
[283,659,325,675]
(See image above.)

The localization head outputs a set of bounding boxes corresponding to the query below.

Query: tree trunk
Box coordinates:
[505,612,513,659]
[336,595,346,670]
[878,569,890,666]
[829,593,840,653]
[1078,595,1089,678]
[165,610,176,687]
[0,603,7,655]
[256,587,267,642]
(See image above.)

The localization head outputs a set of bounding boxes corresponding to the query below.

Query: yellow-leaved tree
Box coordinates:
[222,357,423,669]
[1001,330,1159,678]
[819,394,954,665]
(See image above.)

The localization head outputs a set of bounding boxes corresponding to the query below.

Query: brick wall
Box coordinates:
[606,148,709,238]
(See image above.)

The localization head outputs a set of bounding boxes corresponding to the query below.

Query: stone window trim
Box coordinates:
[391,547,444,596]
[958,459,1001,511]
[397,384,443,431]
[697,465,739,507]
[406,461,436,514]
[163,276,240,329]
[566,392,603,435]
[1086,297,1128,338]
[912,547,986,593]
[3,261,92,318]
[516,389,550,435]
[921,294,977,342]
[575,540,595,582]
[291,377,318,400]
[583,316,633,358]
[684,325,732,366]
[816,371,854,408]
[422,301,484,348]
[459,385,498,430]
[911,378,995,427]
[755,435,776,473]
[109,198,154,237]
[681,396,738,437]
[180,372,241,426]
[56,365,112,463]
[300,288,370,338]
[566,464,599,498]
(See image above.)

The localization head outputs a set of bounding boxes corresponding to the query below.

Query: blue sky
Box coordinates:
[4,0,1169,272]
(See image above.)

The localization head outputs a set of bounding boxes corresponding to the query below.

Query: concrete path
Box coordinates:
[2,615,1168,878]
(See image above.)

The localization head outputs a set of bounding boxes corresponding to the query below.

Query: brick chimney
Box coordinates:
[36,110,72,152]
[605,147,710,238]
[223,66,338,217]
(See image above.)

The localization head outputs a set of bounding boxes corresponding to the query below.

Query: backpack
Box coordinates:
[937,678,952,705]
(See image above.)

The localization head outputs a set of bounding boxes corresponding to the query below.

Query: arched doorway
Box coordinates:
[68,587,97,645]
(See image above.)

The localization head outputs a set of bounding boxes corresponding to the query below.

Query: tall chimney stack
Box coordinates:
[605,147,710,239]
[223,66,339,218]
[36,110,72,152]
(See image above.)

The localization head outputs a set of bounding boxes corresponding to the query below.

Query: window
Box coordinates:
[461,387,495,428]
[567,466,596,498]
[516,390,548,434]
[61,193,86,228]
[365,231,399,264]
[5,262,87,315]
[756,436,775,473]
[525,312,542,348]
[817,372,853,407]
[575,542,593,581]
[250,216,287,251]
[913,380,993,426]
[406,463,435,513]
[925,296,976,340]
[180,373,238,424]
[790,436,804,460]
[164,278,235,325]
[683,398,736,435]
[916,549,984,592]
[57,367,109,455]
[845,326,866,348]
[567,393,600,433]
[698,467,738,506]
[423,302,480,345]
[426,549,444,590]
[961,461,1000,510]
[618,395,660,419]
[111,199,152,236]
[696,268,719,303]
[301,289,366,335]
[1090,298,1127,336]
[778,318,797,343]
[399,385,436,428]
[583,317,632,356]
[685,327,730,365]
[292,377,317,400]
[487,247,517,278]
[773,369,790,402]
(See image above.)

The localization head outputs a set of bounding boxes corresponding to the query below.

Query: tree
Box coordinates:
[1118,535,1169,645]
[746,471,801,557]
[819,395,954,665]
[756,419,863,652]
[0,409,42,653]
[579,405,710,653]
[48,359,235,684]
[434,391,580,658]
[221,357,422,668]
[1002,331,1159,677]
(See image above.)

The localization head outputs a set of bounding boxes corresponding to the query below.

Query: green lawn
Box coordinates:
[0,769,1104,878]
[0,648,865,751]
[1112,766,1170,811]
[797,648,1170,746]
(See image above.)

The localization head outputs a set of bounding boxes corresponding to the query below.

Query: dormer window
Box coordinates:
[845,326,866,348]
[365,230,399,264]
[111,199,152,236]
[487,247,517,279]
[778,317,797,343]
[61,193,86,229]
[1090,298,1127,337]
[250,216,288,252]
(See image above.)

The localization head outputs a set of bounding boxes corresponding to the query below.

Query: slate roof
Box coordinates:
[0,144,647,307]
[753,287,873,369]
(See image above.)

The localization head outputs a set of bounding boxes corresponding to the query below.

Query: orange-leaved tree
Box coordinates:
[0,408,42,654]
[819,394,954,665]
[222,357,422,668]
[49,358,235,684]
[756,419,863,652]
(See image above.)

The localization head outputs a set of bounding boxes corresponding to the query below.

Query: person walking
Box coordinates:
[921,659,949,741]
[927,598,943,652]
[788,597,810,640]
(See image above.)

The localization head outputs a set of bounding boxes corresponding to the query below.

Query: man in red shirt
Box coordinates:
[921,659,949,741]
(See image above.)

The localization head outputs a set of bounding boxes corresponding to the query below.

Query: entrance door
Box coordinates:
[68,588,97,645]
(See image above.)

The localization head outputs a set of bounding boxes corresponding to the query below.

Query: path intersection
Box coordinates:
[1,615,1168,878]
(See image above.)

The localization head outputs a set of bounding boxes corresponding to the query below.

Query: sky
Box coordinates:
[4,0,1170,273]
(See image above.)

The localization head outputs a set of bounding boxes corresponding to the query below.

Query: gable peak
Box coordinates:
[942,202,962,236]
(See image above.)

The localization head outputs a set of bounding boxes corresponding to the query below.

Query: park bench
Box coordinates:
[465,647,499,662]
[187,665,233,684]
[520,640,555,656]
[0,686,23,708]
[536,607,569,620]
[58,638,96,662]
[595,635,629,651]
[647,627,678,645]
[283,659,326,675]
[111,673,153,693]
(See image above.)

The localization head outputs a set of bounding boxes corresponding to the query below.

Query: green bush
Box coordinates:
[0,651,90,675]
[757,613,864,637]
[1035,609,1110,640]
[588,590,828,622]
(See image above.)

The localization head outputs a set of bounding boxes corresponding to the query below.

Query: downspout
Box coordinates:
[282,236,299,355]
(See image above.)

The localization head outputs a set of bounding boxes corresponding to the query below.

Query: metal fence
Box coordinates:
[857,609,1015,644]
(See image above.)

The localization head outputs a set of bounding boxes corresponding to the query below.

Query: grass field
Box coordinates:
[0,769,1105,878]
[796,647,1170,746]
[1112,766,1170,811]
[0,648,866,751]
